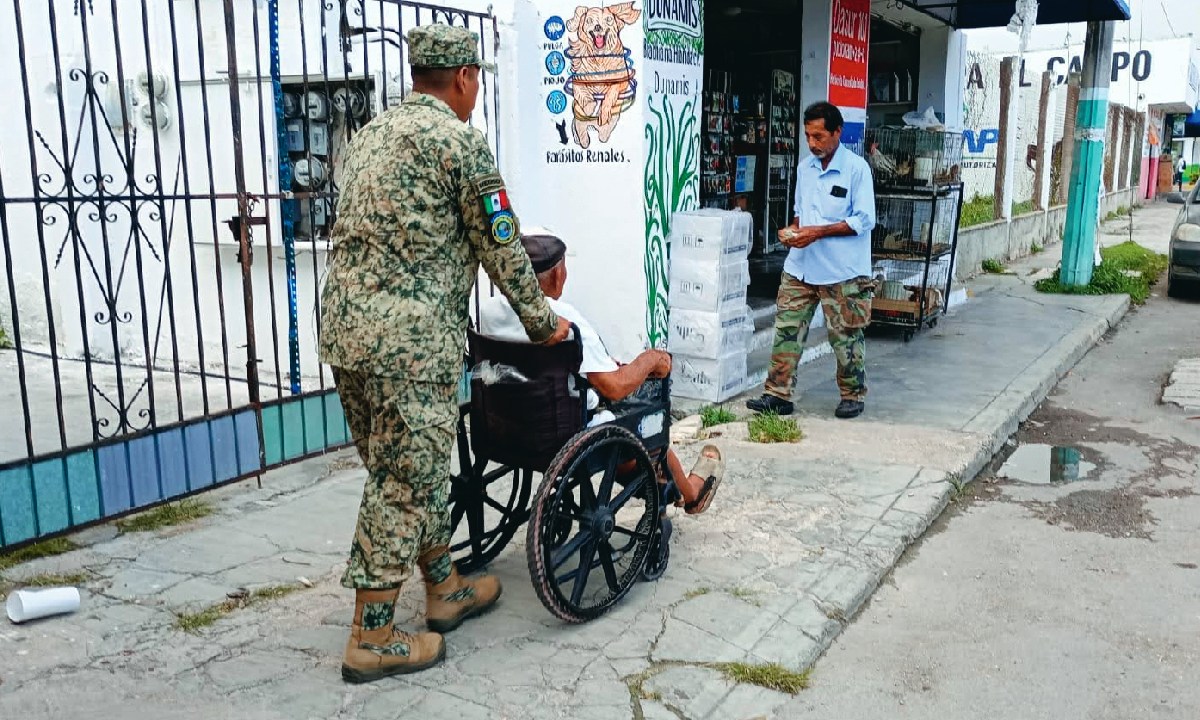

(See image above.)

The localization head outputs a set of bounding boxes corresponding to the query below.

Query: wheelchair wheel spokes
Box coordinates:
[595,446,622,505]
[449,441,533,574]
[550,528,592,571]
[527,425,659,623]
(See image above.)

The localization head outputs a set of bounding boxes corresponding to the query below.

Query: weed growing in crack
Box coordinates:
[9,571,91,590]
[249,585,301,602]
[700,405,737,428]
[949,475,970,502]
[683,587,711,600]
[0,567,90,601]
[175,605,228,633]
[116,499,215,533]
[729,587,762,606]
[716,662,811,694]
[625,666,667,719]
[174,583,305,633]
[748,413,802,444]
[626,659,810,715]
[820,603,847,622]
[0,537,78,572]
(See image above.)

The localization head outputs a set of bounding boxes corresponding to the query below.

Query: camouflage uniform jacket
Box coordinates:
[319,93,556,381]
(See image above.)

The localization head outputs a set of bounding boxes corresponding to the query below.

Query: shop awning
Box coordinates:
[889,0,1131,29]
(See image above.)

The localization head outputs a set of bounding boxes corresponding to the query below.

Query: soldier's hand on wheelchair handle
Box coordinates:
[539,316,573,346]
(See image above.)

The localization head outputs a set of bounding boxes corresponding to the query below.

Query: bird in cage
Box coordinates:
[867,140,898,179]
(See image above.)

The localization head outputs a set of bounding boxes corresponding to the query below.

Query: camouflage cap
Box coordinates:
[407,24,495,72]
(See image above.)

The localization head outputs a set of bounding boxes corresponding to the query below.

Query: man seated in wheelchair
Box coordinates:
[479,228,724,515]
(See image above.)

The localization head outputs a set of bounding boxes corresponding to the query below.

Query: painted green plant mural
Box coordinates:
[643,94,699,348]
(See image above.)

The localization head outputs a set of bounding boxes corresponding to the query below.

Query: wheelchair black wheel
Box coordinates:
[547,494,579,549]
[641,517,671,582]
[448,414,533,574]
[526,425,660,623]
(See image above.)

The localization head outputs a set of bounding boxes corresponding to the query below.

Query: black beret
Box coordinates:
[521,228,567,274]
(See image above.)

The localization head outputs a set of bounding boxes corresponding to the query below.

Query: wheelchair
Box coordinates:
[446,326,677,623]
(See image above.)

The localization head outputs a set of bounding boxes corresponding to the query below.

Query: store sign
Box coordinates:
[967,38,1197,112]
[828,0,869,147]
[645,0,701,38]
[967,51,1153,92]
[964,128,1000,154]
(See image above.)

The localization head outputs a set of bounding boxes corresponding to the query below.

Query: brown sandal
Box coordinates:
[683,445,724,515]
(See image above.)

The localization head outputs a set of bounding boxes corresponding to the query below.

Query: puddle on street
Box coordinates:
[997,444,1096,485]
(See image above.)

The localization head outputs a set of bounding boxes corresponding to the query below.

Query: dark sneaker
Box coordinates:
[835,400,865,419]
[746,395,794,415]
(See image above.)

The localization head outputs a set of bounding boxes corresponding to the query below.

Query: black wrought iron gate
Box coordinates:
[0,0,501,548]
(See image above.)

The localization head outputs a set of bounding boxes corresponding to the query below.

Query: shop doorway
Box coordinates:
[698,4,929,296]
[865,18,921,130]
[699,0,802,258]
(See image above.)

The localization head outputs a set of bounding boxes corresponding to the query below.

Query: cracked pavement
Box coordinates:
[0,229,1144,719]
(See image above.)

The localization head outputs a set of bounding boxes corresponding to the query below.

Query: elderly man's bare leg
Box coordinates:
[615,445,723,515]
[666,445,724,515]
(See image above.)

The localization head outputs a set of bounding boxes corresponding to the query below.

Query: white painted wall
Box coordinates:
[799,0,834,112]
[503,0,649,362]
[917,26,967,130]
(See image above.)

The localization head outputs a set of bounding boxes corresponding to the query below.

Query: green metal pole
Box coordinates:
[1061,21,1114,287]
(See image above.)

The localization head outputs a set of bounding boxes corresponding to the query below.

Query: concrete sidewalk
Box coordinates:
[0,257,1128,719]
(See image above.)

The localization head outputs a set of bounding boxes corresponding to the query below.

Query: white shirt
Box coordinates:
[1179,158,1188,172]
[477,295,618,415]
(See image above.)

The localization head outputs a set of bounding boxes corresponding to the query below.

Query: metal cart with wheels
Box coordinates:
[867,127,965,341]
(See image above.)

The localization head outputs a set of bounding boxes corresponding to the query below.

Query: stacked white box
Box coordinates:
[669,210,753,265]
[667,305,749,358]
[667,210,753,402]
[669,259,750,311]
[671,353,747,404]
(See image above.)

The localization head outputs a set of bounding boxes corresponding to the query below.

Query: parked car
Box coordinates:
[1169,184,1200,298]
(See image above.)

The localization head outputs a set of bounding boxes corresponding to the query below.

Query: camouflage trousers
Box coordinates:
[334,368,457,590]
[765,272,873,402]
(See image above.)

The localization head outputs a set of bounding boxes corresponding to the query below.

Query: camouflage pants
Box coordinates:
[334,368,457,590]
[765,272,872,402]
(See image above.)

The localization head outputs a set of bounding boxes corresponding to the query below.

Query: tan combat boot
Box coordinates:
[418,546,502,633]
[341,587,445,683]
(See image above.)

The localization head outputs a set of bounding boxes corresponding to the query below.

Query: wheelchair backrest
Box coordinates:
[466,329,588,472]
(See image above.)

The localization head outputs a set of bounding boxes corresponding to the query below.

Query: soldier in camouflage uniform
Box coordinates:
[746,102,876,420]
[319,24,571,683]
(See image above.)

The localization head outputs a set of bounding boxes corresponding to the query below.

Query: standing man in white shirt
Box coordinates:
[1178,155,1189,192]
[746,101,876,419]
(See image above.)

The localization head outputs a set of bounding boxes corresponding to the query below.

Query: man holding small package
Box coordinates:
[747,101,876,419]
